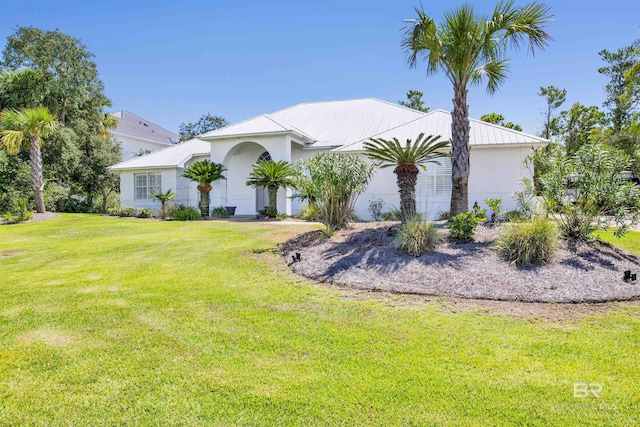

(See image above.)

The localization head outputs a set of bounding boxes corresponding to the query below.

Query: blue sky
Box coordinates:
[1,0,638,135]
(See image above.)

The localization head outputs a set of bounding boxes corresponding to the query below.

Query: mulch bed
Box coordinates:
[283,221,640,303]
[0,212,57,225]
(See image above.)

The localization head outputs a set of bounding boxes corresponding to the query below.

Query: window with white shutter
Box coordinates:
[416,158,452,198]
[134,172,162,200]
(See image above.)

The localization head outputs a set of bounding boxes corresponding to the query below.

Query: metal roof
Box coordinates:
[110,110,179,145]
[109,138,210,170]
[335,109,549,152]
[201,98,426,147]
[111,99,548,171]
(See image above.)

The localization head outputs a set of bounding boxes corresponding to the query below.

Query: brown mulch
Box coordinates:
[283,221,640,303]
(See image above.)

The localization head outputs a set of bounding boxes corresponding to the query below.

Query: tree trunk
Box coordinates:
[449,85,471,217]
[30,136,46,213]
[395,165,419,223]
[200,190,210,217]
[268,186,278,213]
[100,187,109,213]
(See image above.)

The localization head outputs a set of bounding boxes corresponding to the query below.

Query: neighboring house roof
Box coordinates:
[110,110,179,145]
[109,139,210,170]
[335,109,549,152]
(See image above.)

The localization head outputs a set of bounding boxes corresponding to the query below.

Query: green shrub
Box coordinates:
[506,210,528,223]
[63,197,93,213]
[395,218,445,256]
[472,201,487,222]
[43,182,69,212]
[259,207,279,218]
[526,143,640,240]
[382,206,403,221]
[437,210,450,221]
[368,198,385,221]
[138,208,154,218]
[292,153,374,230]
[172,206,201,221]
[449,212,479,240]
[2,198,32,223]
[106,207,120,216]
[297,203,320,221]
[275,212,287,221]
[484,197,504,223]
[211,206,229,218]
[119,207,136,217]
[494,217,560,266]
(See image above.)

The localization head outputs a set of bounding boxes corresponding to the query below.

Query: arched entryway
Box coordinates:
[221,141,272,215]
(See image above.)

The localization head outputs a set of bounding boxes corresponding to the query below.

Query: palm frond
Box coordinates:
[364,133,450,170]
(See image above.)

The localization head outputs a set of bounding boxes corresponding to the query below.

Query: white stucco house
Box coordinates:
[109,98,547,219]
[110,110,179,161]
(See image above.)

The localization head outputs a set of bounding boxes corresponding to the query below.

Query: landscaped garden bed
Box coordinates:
[284,221,640,303]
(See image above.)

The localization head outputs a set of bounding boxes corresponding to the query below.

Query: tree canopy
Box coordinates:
[179,113,228,141]
[0,27,120,213]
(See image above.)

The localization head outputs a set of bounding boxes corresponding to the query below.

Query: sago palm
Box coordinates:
[182,160,227,217]
[364,133,450,223]
[402,1,552,215]
[0,106,58,213]
[246,160,295,214]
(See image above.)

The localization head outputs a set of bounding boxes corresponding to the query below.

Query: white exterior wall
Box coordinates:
[119,168,178,210]
[322,146,534,221]
[348,145,534,220]
[468,145,533,214]
[113,135,172,161]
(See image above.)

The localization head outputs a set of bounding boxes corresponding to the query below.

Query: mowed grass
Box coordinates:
[0,215,639,426]
[598,229,640,255]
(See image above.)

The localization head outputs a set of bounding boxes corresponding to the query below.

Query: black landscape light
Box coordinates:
[624,270,632,281]
[632,273,637,282]
[292,255,297,263]
[295,252,301,261]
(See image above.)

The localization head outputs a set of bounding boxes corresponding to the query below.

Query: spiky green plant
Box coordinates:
[364,132,450,223]
[246,160,295,214]
[182,160,227,217]
[149,189,176,219]
[402,1,552,216]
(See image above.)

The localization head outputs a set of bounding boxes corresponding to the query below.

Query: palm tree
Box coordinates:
[402,1,552,216]
[246,160,295,215]
[149,189,176,219]
[364,133,450,223]
[182,160,227,217]
[0,106,58,213]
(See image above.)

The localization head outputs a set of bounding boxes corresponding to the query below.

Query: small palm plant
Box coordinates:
[0,107,58,213]
[182,160,227,217]
[246,160,295,215]
[149,189,176,219]
[363,132,450,223]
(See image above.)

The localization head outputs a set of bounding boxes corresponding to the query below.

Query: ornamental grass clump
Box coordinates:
[494,217,560,266]
[395,218,445,256]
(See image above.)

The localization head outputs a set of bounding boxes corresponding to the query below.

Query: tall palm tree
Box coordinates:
[182,160,227,217]
[0,106,58,213]
[364,133,450,223]
[246,160,295,215]
[402,1,552,216]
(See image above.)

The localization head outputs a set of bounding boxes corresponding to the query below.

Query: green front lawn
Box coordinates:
[1,215,639,426]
